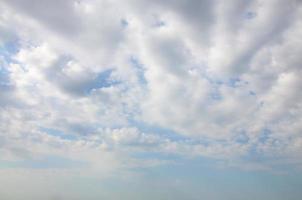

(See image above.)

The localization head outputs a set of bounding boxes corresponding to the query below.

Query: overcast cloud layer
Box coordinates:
[1,0,302,199]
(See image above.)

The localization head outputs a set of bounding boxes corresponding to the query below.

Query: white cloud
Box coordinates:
[0,0,302,179]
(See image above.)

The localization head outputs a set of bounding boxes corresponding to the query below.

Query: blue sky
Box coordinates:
[0,0,302,199]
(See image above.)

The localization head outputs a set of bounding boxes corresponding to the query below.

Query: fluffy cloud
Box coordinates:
[0,0,302,180]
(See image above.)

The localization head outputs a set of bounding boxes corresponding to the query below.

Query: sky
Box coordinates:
[0,0,302,199]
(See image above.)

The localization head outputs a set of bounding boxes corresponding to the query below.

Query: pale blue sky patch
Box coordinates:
[40,127,78,140]
[0,40,19,64]
[129,56,147,85]
[0,155,88,169]
[233,131,250,144]
[128,119,188,142]
[85,69,120,93]
[120,19,128,28]
[258,128,272,144]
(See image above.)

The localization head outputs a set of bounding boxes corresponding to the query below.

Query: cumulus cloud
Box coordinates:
[0,0,302,188]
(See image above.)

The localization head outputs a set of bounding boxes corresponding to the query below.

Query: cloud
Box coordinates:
[0,0,302,183]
